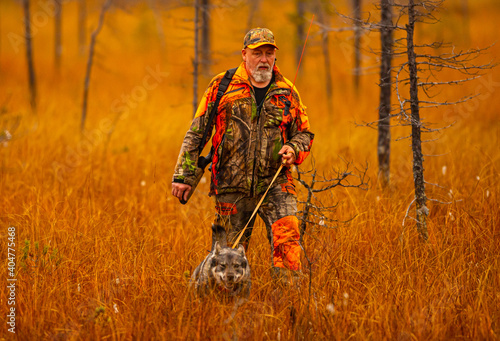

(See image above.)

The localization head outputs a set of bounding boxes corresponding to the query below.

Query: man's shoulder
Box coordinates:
[208,71,229,88]
[272,67,298,92]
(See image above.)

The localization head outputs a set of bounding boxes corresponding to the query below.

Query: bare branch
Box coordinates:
[417,75,481,87]
[295,156,369,238]
[402,198,416,227]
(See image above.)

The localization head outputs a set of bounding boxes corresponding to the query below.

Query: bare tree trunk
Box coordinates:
[406,0,428,240]
[377,0,393,188]
[54,0,62,71]
[81,0,111,132]
[200,0,210,76]
[193,0,200,118]
[246,0,261,30]
[78,0,87,55]
[295,0,306,68]
[353,0,362,94]
[23,0,37,112]
[316,0,333,114]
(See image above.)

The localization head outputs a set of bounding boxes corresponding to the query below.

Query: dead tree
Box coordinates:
[377,0,393,188]
[192,0,200,118]
[405,0,428,239]
[295,158,367,307]
[190,0,245,116]
[200,0,211,76]
[295,157,369,240]
[315,0,334,114]
[294,156,368,307]
[78,0,87,55]
[295,0,307,69]
[292,157,366,311]
[353,0,362,94]
[54,0,62,71]
[323,1,364,94]
[23,0,37,112]
[392,0,493,240]
[81,0,112,132]
[246,0,261,30]
[337,1,494,240]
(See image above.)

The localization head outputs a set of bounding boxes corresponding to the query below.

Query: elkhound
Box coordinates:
[190,239,251,299]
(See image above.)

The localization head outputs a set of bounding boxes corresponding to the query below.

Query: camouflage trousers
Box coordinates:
[212,183,302,277]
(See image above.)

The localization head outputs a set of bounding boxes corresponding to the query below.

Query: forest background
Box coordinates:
[0,0,499,339]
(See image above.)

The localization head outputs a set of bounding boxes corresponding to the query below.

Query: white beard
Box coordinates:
[250,63,273,83]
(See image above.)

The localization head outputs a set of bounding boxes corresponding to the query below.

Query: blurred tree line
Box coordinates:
[9,0,489,241]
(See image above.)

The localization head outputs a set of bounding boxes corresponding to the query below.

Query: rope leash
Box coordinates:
[231,162,284,249]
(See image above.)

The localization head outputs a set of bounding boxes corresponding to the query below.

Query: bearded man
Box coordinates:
[172,28,314,284]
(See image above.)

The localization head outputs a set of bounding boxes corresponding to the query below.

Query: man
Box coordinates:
[172,28,314,283]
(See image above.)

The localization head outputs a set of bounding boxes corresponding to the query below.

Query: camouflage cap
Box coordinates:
[243,28,279,50]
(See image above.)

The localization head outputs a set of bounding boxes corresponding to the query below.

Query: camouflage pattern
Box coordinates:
[212,183,302,273]
[243,28,279,49]
[172,62,314,197]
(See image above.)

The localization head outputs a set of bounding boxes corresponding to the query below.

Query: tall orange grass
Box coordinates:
[0,0,499,339]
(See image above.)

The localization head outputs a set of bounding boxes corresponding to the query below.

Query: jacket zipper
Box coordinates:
[249,86,272,197]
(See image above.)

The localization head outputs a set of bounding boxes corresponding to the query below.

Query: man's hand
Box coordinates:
[171,182,192,202]
[278,145,296,166]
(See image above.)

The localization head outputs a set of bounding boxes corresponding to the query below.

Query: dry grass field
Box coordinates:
[0,0,499,339]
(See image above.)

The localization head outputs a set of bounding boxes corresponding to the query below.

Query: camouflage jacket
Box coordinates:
[172,62,314,196]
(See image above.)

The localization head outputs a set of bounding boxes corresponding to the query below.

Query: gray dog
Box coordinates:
[190,238,251,300]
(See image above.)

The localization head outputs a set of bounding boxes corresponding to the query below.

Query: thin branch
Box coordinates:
[402,198,416,227]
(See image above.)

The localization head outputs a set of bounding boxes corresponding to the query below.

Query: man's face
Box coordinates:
[242,45,276,86]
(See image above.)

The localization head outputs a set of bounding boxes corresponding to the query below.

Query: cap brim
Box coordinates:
[246,42,279,50]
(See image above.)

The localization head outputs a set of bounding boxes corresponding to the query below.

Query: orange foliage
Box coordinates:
[0,0,499,339]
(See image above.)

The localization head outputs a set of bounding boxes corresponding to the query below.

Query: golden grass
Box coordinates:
[0,0,499,339]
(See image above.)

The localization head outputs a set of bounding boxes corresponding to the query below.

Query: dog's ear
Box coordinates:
[236,244,245,256]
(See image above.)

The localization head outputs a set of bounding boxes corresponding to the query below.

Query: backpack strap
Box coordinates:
[198,67,237,154]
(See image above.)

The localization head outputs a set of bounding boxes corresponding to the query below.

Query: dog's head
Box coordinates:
[210,242,250,291]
